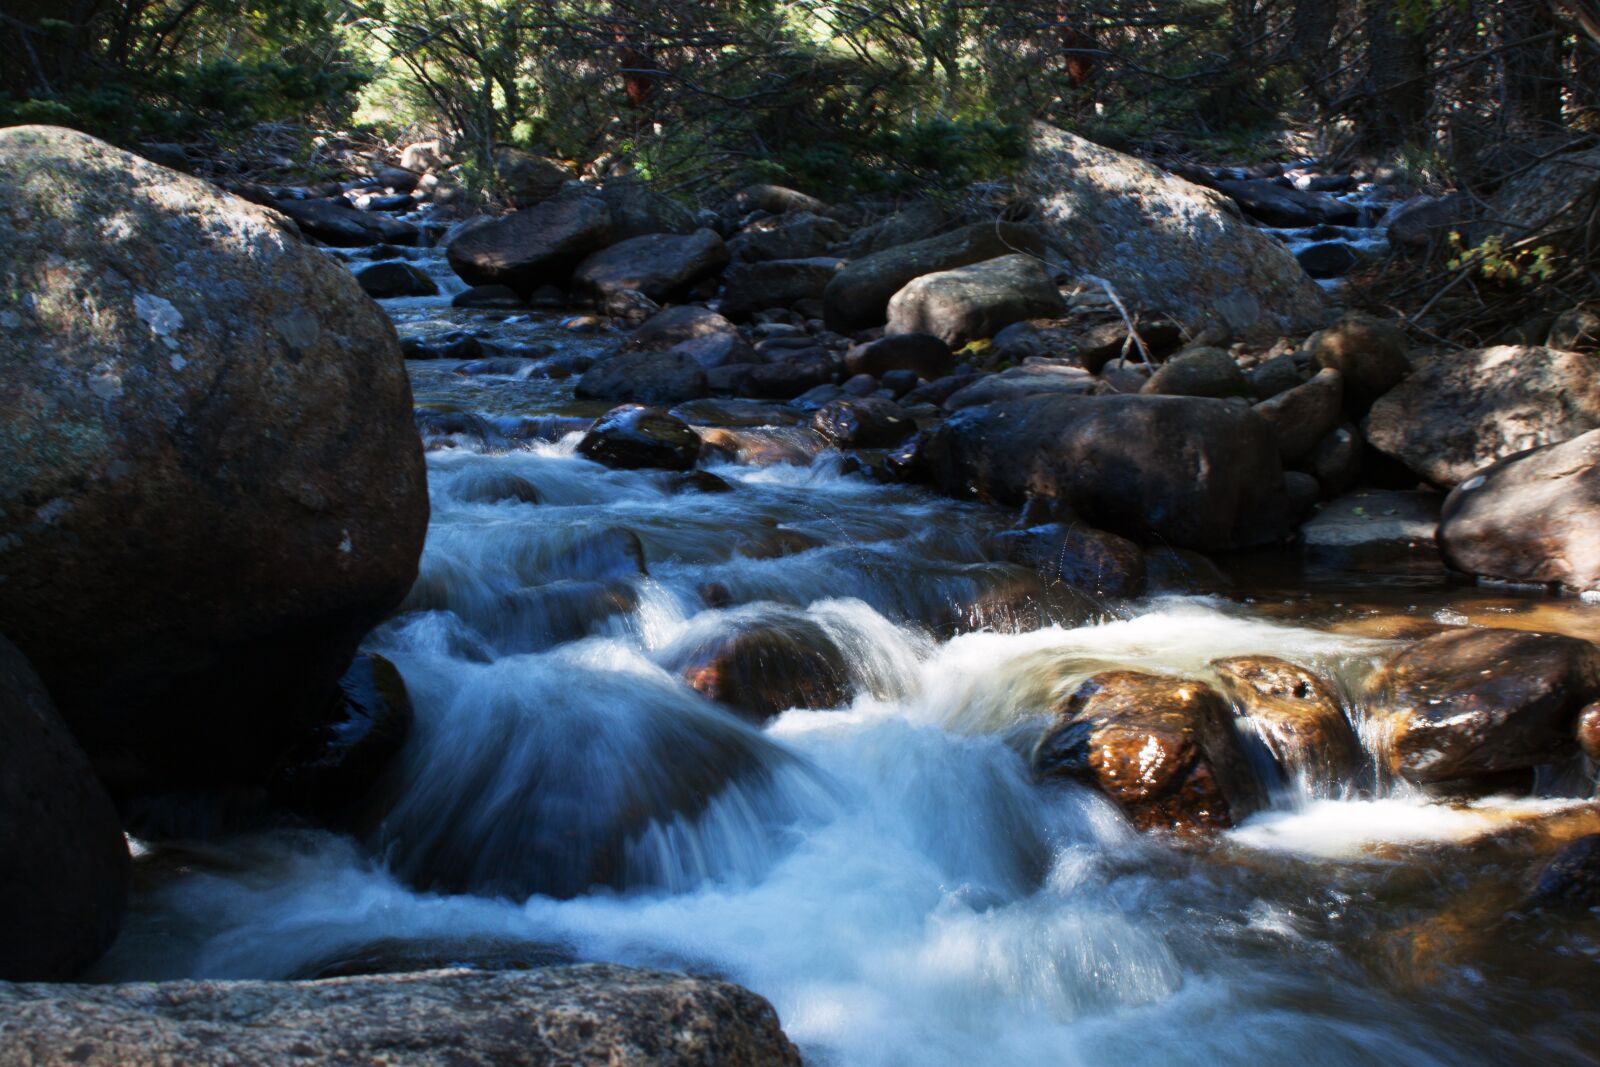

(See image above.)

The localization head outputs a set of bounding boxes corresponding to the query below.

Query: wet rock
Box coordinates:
[0,636,129,980]
[812,396,916,448]
[1032,671,1258,832]
[1253,368,1343,462]
[450,284,525,309]
[706,352,835,400]
[1140,347,1251,399]
[1144,546,1231,593]
[446,195,613,295]
[268,652,413,823]
[1439,428,1600,593]
[1024,125,1326,340]
[572,228,729,303]
[698,428,824,467]
[904,372,983,407]
[577,405,702,471]
[824,222,1045,334]
[1524,834,1600,910]
[449,467,543,505]
[880,369,920,396]
[1214,178,1360,228]
[1296,241,1362,279]
[1580,703,1600,761]
[1302,422,1364,498]
[843,333,955,379]
[720,257,845,320]
[943,365,1105,409]
[1210,655,1360,790]
[575,350,710,404]
[354,260,438,298]
[728,212,846,262]
[885,254,1065,348]
[271,196,420,247]
[295,935,575,980]
[1299,490,1440,561]
[673,471,735,494]
[0,965,802,1067]
[401,330,482,361]
[1306,313,1410,414]
[1547,306,1600,353]
[1366,628,1600,788]
[989,522,1147,598]
[1365,345,1600,487]
[0,126,429,797]
[923,394,1291,552]
[625,305,740,351]
[668,616,853,724]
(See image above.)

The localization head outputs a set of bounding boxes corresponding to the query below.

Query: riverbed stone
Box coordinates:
[923,394,1291,551]
[575,350,710,404]
[271,196,421,247]
[885,254,1065,348]
[1365,628,1600,788]
[0,636,129,980]
[668,616,853,723]
[812,396,916,448]
[0,126,429,797]
[823,222,1046,333]
[944,365,1106,409]
[0,965,802,1067]
[446,194,613,294]
[354,260,438,298]
[843,333,955,380]
[572,228,729,303]
[728,211,846,262]
[1023,124,1327,340]
[1525,834,1600,911]
[988,522,1147,599]
[1140,347,1251,399]
[1033,671,1258,832]
[1253,367,1344,462]
[1438,428,1600,593]
[1210,655,1360,790]
[1306,313,1410,414]
[577,405,702,470]
[1365,345,1600,487]
[720,257,845,320]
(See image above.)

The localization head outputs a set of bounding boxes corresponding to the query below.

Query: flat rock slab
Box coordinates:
[0,964,802,1067]
[1300,490,1441,553]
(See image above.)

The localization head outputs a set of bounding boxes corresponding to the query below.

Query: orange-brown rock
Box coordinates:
[1210,655,1360,789]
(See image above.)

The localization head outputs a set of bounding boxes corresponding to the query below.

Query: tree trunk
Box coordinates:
[1359,0,1430,150]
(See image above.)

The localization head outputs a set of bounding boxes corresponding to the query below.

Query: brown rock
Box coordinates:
[671,618,853,724]
[1253,368,1343,463]
[812,396,916,448]
[446,195,613,294]
[0,126,429,797]
[1140,347,1251,399]
[843,333,955,380]
[1365,628,1600,787]
[988,523,1147,599]
[1306,313,1410,414]
[1032,671,1259,832]
[0,965,802,1067]
[1210,655,1360,789]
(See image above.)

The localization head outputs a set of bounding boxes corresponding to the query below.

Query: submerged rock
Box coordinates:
[1365,628,1600,788]
[1439,428,1600,593]
[1524,834,1600,911]
[667,615,854,724]
[0,636,129,980]
[1365,345,1600,487]
[0,126,429,797]
[1023,124,1326,339]
[1033,671,1258,832]
[577,405,702,470]
[0,965,802,1067]
[1209,655,1360,790]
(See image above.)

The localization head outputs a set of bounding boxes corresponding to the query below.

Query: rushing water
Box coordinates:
[98,262,1600,1066]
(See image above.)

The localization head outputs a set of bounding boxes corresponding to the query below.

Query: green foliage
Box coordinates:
[1447,233,1561,287]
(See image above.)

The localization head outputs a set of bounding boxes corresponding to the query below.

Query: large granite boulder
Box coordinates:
[1439,428,1600,593]
[1032,670,1259,832]
[923,394,1291,551]
[0,965,802,1066]
[823,222,1045,333]
[446,195,613,294]
[572,228,729,303]
[885,254,1065,347]
[1022,123,1327,339]
[1365,628,1600,788]
[0,126,429,796]
[1365,345,1600,487]
[0,636,129,980]
[1482,145,1600,247]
